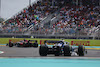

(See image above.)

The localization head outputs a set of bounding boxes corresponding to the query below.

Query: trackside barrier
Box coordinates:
[0,38,100,46]
[71,41,90,46]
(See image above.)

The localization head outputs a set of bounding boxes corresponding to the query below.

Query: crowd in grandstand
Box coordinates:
[51,4,100,35]
[0,0,63,33]
[0,0,100,36]
[31,2,100,35]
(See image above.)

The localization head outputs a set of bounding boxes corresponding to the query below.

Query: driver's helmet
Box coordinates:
[61,39,65,42]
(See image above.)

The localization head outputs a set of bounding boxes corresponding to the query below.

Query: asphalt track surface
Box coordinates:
[0,46,100,58]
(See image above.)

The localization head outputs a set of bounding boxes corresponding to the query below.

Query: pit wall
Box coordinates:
[0,38,100,46]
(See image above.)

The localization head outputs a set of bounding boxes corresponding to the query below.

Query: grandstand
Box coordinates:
[0,0,100,39]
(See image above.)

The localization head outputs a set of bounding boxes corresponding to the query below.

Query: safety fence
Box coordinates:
[0,38,100,46]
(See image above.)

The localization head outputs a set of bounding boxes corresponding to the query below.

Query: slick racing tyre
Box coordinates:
[9,42,13,47]
[78,45,84,56]
[63,45,71,56]
[39,45,48,56]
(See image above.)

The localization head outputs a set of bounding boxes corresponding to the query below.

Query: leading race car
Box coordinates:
[39,40,87,56]
[7,39,38,47]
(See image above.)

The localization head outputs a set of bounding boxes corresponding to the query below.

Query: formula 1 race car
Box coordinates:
[39,40,87,56]
[7,40,38,47]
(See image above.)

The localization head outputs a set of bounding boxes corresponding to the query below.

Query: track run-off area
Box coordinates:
[0,44,100,58]
[0,44,100,67]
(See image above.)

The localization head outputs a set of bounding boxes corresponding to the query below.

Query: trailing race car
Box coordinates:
[7,40,38,47]
[39,40,87,56]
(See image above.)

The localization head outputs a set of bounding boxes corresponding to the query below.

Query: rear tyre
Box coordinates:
[78,45,84,56]
[63,45,71,56]
[39,45,48,56]
[9,42,13,47]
